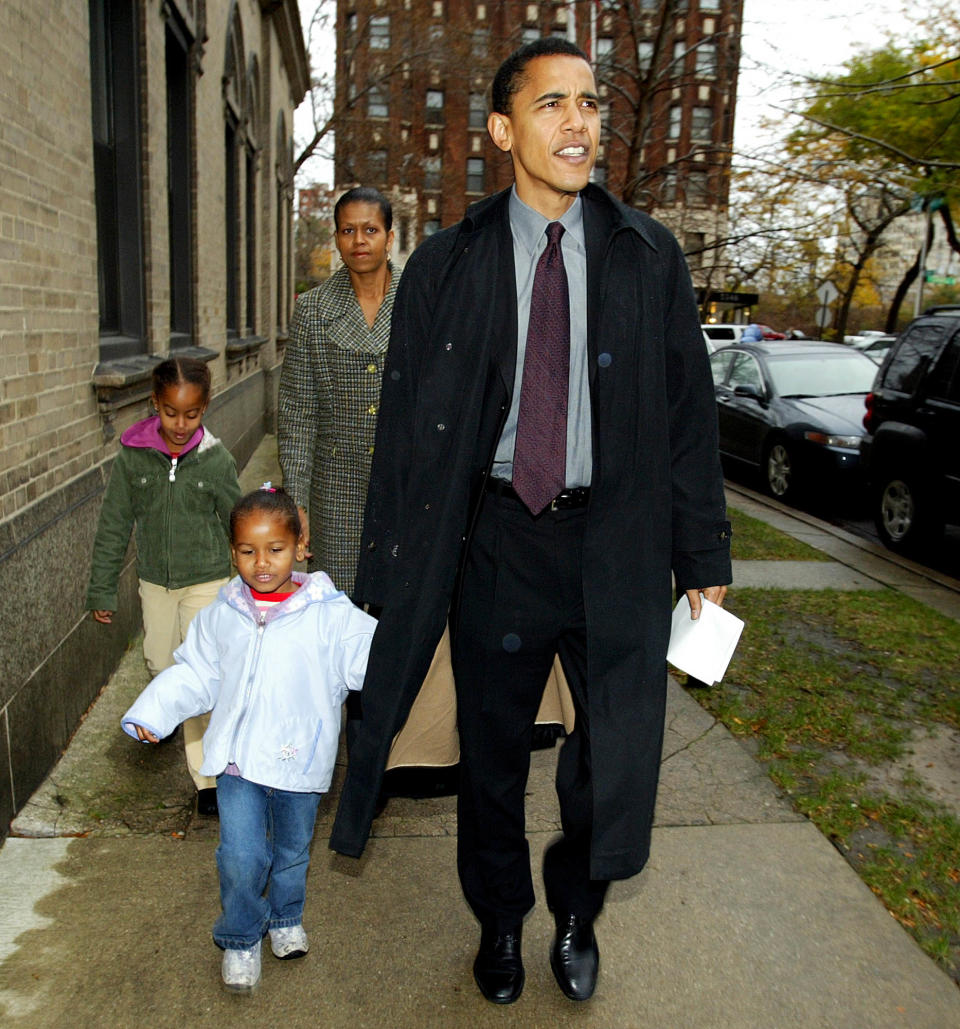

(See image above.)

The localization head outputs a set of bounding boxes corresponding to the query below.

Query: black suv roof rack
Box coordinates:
[921,305,960,316]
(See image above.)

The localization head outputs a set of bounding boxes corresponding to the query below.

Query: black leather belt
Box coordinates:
[485,478,590,510]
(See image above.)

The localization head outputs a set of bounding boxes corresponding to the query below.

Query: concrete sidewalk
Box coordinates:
[2,436,958,1027]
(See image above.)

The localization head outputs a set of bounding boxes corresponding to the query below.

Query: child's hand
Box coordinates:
[133,725,160,744]
[92,610,114,624]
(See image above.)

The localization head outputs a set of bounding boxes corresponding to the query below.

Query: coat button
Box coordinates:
[367,362,377,373]
[445,342,452,351]
[437,423,446,431]
[598,352,612,367]
[390,370,401,381]
[367,404,377,415]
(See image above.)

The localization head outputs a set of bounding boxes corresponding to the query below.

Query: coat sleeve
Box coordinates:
[85,450,135,612]
[120,606,222,740]
[329,596,377,695]
[278,292,321,511]
[661,231,732,592]
[353,246,438,607]
[214,446,242,538]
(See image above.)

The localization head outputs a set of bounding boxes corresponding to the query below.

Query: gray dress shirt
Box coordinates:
[493,189,592,488]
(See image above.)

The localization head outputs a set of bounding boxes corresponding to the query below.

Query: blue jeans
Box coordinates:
[213,773,322,950]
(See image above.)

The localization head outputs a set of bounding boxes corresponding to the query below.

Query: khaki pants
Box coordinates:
[139,578,229,791]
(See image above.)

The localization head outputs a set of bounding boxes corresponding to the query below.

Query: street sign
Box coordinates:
[815,281,838,330]
[816,281,839,306]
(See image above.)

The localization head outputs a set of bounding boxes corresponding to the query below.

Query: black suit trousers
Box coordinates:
[450,489,609,932]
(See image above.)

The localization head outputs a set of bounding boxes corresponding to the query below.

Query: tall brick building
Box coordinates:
[333,0,742,293]
[0,0,308,836]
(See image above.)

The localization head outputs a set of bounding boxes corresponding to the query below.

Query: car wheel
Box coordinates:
[874,475,943,552]
[764,440,796,500]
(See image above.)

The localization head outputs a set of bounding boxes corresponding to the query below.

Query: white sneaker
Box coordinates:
[269,924,309,960]
[222,941,261,991]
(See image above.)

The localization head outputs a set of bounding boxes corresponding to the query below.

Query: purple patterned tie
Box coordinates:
[512,221,569,515]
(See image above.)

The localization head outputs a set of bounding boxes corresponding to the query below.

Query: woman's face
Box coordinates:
[334,201,394,275]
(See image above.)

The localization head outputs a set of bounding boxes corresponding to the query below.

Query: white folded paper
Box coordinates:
[666,595,744,685]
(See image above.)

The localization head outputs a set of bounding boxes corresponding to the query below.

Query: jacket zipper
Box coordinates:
[228,609,268,764]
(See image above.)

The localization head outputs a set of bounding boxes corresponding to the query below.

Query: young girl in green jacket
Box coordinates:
[86,356,241,815]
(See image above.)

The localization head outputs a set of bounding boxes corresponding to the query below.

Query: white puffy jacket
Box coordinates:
[121,571,375,793]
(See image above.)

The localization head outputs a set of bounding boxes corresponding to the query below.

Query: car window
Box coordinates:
[728,353,763,391]
[710,350,737,385]
[925,333,960,402]
[705,327,736,341]
[766,353,876,396]
[882,323,946,393]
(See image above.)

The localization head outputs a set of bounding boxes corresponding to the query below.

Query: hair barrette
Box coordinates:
[260,481,277,493]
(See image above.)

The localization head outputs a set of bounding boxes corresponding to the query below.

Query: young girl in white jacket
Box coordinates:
[122,485,376,992]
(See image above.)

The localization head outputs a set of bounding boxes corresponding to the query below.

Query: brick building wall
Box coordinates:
[0,0,309,837]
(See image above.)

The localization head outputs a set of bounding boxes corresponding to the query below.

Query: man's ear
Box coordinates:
[487,112,512,153]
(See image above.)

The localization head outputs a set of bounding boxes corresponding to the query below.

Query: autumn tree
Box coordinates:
[787,12,960,329]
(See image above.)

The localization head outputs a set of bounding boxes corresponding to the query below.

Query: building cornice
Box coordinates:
[260,0,310,103]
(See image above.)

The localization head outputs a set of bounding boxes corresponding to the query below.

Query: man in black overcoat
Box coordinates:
[330,37,732,1004]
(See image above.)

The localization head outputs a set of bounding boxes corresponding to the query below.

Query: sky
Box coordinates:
[294,0,920,188]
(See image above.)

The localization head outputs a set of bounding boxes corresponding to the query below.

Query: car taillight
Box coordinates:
[863,392,876,433]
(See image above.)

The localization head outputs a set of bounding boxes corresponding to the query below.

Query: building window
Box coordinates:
[224,121,240,336]
[424,156,441,191]
[660,169,677,204]
[476,4,486,19]
[466,157,484,193]
[522,27,539,44]
[368,87,388,118]
[690,106,713,141]
[432,1,443,16]
[370,15,390,49]
[672,41,687,73]
[637,40,653,72]
[695,41,717,76]
[596,37,614,70]
[245,146,257,334]
[426,89,444,125]
[469,92,486,128]
[165,20,193,348]
[88,0,145,358]
[525,4,538,20]
[423,219,441,236]
[700,0,721,9]
[472,28,489,56]
[368,149,387,183]
[591,165,607,189]
[667,105,682,139]
[346,12,357,37]
[686,171,709,205]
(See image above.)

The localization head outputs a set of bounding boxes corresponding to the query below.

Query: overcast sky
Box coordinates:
[294,0,919,187]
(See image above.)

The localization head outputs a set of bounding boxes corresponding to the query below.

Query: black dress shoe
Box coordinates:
[550,913,599,1001]
[196,788,218,817]
[473,925,524,1004]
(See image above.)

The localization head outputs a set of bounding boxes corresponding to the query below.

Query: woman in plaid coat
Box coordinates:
[278,187,398,595]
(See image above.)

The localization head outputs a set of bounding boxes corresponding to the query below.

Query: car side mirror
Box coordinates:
[733,383,764,402]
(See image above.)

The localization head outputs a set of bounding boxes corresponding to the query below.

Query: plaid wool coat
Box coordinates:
[278,264,399,594]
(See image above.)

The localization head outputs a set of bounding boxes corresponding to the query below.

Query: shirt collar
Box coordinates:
[508,186,584,259]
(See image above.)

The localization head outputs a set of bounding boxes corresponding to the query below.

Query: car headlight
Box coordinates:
[803,432,861,449]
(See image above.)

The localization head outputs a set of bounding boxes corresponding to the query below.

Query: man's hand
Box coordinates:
[685,585,728,620]
[297,505,313,561]
[92,610,114,624]
[133,725,159,743]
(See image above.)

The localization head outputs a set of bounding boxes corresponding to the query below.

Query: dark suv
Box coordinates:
[861,305,960,552]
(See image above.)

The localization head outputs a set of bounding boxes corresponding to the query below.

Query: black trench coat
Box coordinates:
[330,185,732,881]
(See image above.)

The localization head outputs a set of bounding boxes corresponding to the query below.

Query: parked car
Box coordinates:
[858,334,897,365]
[710,340,878,501]
[861,305,960,552]
[702,323,745,346]
[702,328,721,353]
